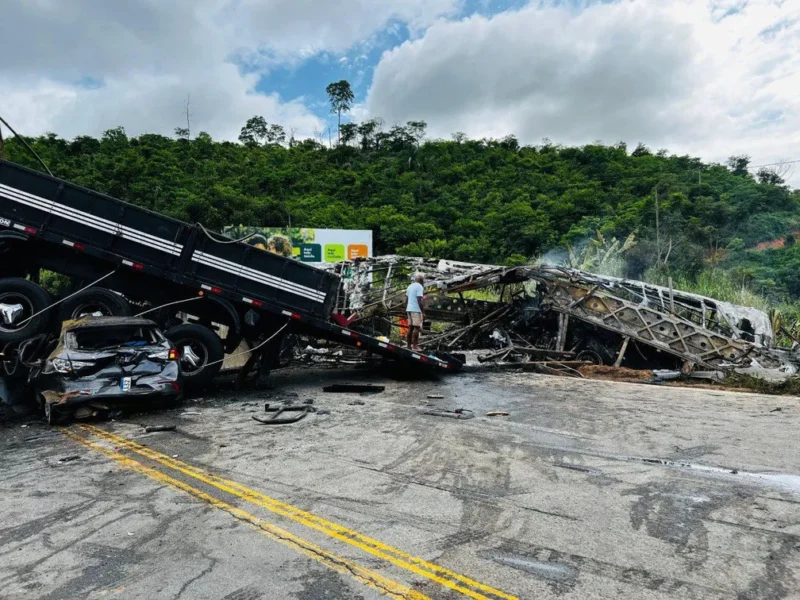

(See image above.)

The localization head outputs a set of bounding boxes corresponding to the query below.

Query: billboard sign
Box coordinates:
[222,226,372,264]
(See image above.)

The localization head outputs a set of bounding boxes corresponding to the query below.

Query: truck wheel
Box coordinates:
[165,324,224,387]
[59,287,131,321]
[576,337,616,366]
[0,278,52,344]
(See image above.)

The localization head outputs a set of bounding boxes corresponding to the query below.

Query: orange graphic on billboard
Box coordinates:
[348,244,368,259]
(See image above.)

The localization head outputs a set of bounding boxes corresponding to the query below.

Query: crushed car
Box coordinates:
[28,316,183,424]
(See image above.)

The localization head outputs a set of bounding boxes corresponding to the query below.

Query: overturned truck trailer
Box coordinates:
[333,256,795,372]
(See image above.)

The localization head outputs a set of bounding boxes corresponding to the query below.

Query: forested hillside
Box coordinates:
[3,121,800,305]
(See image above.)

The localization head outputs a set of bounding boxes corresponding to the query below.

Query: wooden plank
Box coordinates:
[613,336,630,367]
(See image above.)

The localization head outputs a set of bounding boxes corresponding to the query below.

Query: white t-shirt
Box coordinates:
[406,282,424,312]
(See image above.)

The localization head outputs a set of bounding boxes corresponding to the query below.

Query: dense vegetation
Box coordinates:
[3,112,800,316]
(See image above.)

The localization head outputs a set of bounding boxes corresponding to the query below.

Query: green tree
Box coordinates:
[239,116,268,145]
[727,155,751,176]
[757,167,785,186]
[339,122,358,146]
[325,80,355,144]
[265,124,286,145]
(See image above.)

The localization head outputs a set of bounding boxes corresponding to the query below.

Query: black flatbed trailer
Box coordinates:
[0,159,461,381]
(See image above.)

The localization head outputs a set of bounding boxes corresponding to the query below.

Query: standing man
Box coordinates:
[406,273,425,350]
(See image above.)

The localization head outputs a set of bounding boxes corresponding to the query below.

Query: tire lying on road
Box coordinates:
[59,287,132,321]
[0,278,52,344]
[165,323,224,387]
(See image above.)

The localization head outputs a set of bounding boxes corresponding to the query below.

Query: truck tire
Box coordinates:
[0,278,52,344]
[165,324,224,387]
[59,287,132,321]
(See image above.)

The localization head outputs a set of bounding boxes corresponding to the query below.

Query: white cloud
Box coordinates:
[4,0,799,187]
[229,0,461,59]
[0,0,459,141]
[365,0,800,185]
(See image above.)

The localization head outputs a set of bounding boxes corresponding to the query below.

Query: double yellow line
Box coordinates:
[66,424,516,600]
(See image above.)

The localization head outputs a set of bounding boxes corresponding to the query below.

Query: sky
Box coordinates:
[2,0,799,185]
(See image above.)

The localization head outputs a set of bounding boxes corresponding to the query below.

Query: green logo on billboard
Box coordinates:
[324,244,345,262]
[300,244,322,262]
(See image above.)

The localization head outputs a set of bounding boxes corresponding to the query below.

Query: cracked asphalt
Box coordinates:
[1,366,800,599]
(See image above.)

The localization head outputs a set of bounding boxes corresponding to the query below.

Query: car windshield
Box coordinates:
[69,326,166,350]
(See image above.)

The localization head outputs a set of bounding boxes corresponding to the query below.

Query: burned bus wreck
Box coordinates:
[331,256,795,374]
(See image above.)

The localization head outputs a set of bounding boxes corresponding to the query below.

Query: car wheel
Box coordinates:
[0,278,52,344]
[165,324,224,387]
[44,401,62,426]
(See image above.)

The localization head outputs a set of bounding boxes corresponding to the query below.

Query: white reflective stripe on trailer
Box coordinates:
[192,251,327,303]
[0,183,183,256]
[195,250,327,300]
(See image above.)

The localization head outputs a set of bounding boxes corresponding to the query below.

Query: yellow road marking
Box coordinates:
[63,429,427,600]
[81,424,517,600]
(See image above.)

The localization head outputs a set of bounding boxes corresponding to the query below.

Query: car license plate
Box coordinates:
[120,377,132,391]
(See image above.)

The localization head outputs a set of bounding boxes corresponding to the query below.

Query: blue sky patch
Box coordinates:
[250,0,531,126]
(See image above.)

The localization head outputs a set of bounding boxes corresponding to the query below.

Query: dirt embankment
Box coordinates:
[578,365,654,382]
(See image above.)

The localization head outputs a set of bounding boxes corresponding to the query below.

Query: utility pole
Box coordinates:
[655,185,661,265]
[184,93,192,139]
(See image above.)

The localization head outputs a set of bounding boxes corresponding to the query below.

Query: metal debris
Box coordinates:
[420,407,475,419]
[144,425,177,433]
[323,384,385,393]
[329,256,798,377]
[253,403,315,425]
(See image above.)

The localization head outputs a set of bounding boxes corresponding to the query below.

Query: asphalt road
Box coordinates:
[1,367,799,599]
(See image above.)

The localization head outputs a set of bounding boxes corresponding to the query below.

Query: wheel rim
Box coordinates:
[71,301,114,319]
[0,293,35,333]
[577,349,603,365]
[175,338,209,375]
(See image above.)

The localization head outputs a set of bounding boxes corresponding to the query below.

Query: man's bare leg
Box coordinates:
[407,322,414,348]
[412,327,421,350]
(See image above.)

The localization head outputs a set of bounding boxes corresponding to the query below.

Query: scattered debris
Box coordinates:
[348,400,366,405]
[770,407,783,412]
[427,394,444,399]
[253,403,315,425]
[144,425,176,433]
[24,432,61,442]
[330,256,799,381]
[57,455,81,463]
[323,384,385,394]
[486,411,510,417]
[420,407,475,419]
